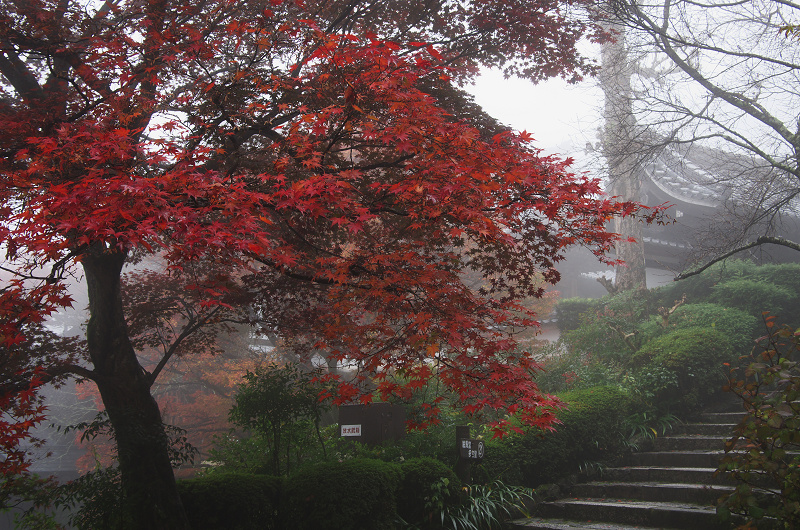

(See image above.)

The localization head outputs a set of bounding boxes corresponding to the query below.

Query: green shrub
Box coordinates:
[478,386,631,487]
[177,473,282,530]
[752,263,800,325]
[639,303,757,356]
[536,344,624,393]
[749,262,800,292]
[228,363,331,476]
[710,279,796,318]
[653,259,754,306]
[555,298,597,333]
[632,326,734,414]
[281,458,402,530]
[560,314,630,364]
[206,432,275,475]
[561,289,656,364]
[396,457,461,527]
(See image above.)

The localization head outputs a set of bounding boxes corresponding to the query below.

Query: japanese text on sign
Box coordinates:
[341,424,362,437]
[459,438,485,460]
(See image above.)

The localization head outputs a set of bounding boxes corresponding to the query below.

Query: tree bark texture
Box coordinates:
[601,21,647,291]
[82,248,190,530]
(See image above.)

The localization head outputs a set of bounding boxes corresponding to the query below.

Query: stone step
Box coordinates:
[532,498,732,529]
[625,450,723,468]
[653,435,728,451]
[570,481,734,505]
[506,517,683,529]
[508,401,752,530]
[674,423,736,436]
[698,411,747,424]
[700,399,745,414]
[600,466,732,486]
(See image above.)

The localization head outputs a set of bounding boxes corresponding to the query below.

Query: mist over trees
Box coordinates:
[602,0,800,276]
[0,0,664,527]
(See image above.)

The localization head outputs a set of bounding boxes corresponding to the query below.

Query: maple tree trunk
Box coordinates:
[82,248,190,530]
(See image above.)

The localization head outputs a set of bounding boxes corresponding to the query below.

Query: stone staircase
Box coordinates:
[506,408,747,530]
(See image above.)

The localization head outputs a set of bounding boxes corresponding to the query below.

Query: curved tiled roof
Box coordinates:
[640,146,737,208]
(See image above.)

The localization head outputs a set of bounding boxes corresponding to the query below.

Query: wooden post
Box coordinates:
[455,425,471,485]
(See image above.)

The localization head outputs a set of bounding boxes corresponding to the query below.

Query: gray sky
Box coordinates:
[469,68,604,158]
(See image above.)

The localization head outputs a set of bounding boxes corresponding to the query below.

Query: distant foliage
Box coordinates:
[552,261,800,415]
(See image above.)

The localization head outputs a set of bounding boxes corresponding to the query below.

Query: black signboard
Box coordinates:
[338,403,406,445]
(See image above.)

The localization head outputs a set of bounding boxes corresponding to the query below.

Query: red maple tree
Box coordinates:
[0,0,661,527]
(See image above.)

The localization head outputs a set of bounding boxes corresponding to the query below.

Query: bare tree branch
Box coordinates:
[676,236,800,279]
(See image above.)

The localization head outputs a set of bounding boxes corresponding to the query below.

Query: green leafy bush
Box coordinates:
[281,458,402,530]
[396,458,462,528]
[177,473,282,530]
[653,259,754,306]
[478,386,631,487]
[206,431,276,475]
[560,314,630,364]
[536,348,623,394]
[638,303,757,355]
[632,327,734,414]
[750,262,800,294]
[560,289,656,364]
[710,279,796,318]
[717,317,800,528]
[228,363,331,476]
[654,261,800,326]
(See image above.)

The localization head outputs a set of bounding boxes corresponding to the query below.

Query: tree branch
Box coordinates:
[148,305,222,387]
[676,236,800,280]
[0,52,44,102]
[613,0,800,149]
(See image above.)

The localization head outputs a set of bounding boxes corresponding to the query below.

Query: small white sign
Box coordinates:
[341,424,362,437]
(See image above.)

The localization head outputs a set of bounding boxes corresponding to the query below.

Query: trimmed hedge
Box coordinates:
[478,386,632,487]
[281,458,402,530]
[633,326,734,414]
[555,297,597,333]
[177,473,282,530]
[710,279,796,318]
[653,261,800,326]
[177,459,464,530]
[637,303,757,355]
[396,457,462,526]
